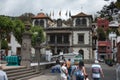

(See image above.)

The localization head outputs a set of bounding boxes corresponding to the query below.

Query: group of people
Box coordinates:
[60,59,104,80]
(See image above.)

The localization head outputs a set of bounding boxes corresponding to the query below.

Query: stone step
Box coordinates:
[8,71,39,80]
[7,69,35,77]
[3,66,40,80]
[16,72,43,80]
[4,67,28,74]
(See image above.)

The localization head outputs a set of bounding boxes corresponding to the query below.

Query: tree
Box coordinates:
[30,26,45,47]
[115,0,120,9]
[97,1,118,21]
[1,39,8,49]
[18,13,35,23]
[12,19,25,44]
[0,15,14,49]
[97,28,106,41]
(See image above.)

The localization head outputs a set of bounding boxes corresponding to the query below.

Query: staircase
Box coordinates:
[3,67,41,80]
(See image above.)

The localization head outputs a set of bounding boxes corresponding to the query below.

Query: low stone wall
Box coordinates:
[31,62,56,70]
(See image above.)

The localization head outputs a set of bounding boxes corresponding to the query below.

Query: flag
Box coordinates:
[53,11,54,16]
[49,11,51,17]
[59,10,61,16]
[69,11,71,17]
[65,10,68,16]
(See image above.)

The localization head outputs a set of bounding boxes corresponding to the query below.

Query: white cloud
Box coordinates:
[0,0,117,19]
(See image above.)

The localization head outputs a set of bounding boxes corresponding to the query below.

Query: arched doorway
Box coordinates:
[79,49,84,59]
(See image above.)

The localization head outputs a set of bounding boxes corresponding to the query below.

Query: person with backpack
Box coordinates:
[91,60,104,80]
[73,61,85,80]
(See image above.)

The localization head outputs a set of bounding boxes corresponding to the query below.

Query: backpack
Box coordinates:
[92,67,100,73]
[75,69,84,80]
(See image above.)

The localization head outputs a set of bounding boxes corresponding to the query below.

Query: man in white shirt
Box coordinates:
[91,60,104,80]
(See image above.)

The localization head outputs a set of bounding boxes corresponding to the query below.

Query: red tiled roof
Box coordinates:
[32,12,48,19]
[71,12,92,18]
[32,12,52,21]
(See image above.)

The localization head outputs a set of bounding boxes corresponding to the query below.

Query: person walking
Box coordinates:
[61,62,68,80]
[66,59,71,80]
[79,60,87,77]
[91,60,104,80]
[73,61,85,80]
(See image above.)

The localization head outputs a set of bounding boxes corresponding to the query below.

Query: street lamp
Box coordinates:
[36,37,41,72]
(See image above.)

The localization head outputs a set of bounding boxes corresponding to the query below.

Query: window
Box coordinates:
[63,35,69,43]
[40,20,44,27]
[78,34,84,43]
[35,20,39,26]
[57,34,62,43]
[82,18,86,25]
[50,35,55,43]
[76,18,80,26]
[101,25,104,28]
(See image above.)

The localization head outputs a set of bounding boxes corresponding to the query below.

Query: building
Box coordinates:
[98,41,112,60]
[117,36,120,63]
[97,18,109,31]
[32,12,93,60]
[8,32,21,56]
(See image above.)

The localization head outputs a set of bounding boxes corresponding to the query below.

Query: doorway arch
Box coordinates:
[79,49,84,59]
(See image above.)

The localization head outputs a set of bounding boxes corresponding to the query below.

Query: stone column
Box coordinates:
[21,24,32,68]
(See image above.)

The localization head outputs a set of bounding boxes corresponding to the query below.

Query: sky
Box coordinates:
[0,0,117,19]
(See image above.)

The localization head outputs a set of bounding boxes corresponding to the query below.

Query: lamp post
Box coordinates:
[35,37,41,72]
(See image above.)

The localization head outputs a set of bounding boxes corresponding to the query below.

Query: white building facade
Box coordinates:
[32,12,94,60]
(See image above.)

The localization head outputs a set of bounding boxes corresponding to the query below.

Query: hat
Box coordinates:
[95,60,99,63]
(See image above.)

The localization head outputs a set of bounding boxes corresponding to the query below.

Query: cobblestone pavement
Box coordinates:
[29,63,116,80]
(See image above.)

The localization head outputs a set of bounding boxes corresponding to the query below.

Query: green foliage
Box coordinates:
[115,0,120,9]
[18,13,35,23]
[1,39,8,49]
[97,1,118,21]
[12,19,25,44]
[0,16,14,39]
[106,28,112,37]
[0,15,45,49]
[97,28,106,41]
[31,26,45,47]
